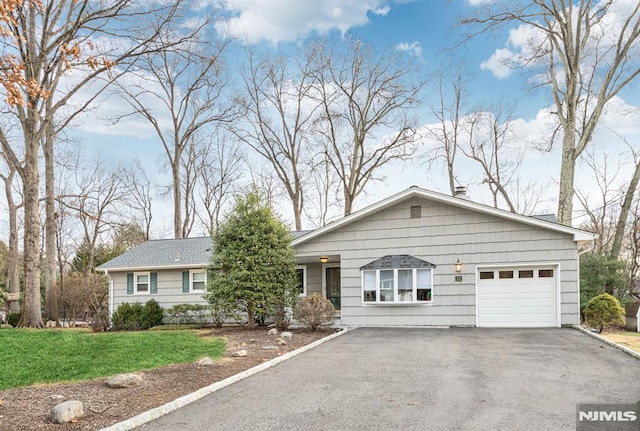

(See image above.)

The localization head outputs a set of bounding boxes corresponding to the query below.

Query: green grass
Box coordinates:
[0,329,225,390]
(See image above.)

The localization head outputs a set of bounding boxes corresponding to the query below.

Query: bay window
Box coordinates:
[360,255,435,304]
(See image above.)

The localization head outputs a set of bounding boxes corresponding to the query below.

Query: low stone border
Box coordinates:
[99,327,351,431]
[573,325,640,361]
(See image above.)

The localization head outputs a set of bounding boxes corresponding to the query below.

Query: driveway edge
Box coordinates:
[99,327,351,431]
[573,325,640,360]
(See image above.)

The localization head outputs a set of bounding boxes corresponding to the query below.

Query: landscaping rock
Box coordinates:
[45,320,56,328]
[280,331,293,339]
[0,324,12,329]
[49,395,65,401]
[105,373,144,389]
[262,345,278,350]
[232,350,247,357]
[197,357,214,366]
[50,400,84,424]
[267,328,278,336]
[276,338,287,346]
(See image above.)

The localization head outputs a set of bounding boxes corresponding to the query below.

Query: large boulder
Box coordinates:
[105,373,144,389]
[50,400,84,424]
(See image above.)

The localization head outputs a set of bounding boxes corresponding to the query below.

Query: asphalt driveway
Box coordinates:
[136,328,640,431]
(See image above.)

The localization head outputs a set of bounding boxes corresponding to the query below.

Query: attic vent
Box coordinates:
[410,205,422,219]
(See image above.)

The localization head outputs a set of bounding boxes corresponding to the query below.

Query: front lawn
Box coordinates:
[0,329,225,390]
[599,330,640,354]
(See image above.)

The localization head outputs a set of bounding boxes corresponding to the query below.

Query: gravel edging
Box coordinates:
[573,325,640,360]
[99,327,351,431]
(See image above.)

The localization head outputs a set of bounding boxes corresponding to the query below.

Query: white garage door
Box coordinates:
[477,267,557,327]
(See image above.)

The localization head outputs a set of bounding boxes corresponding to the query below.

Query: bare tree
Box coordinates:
[0,159,21,312]
[121,160,154,241]
[461,1,640,225]
[0,0,193,326]
[423,63,472,195]
[116,25,235,238]
[310,38,425,215]
[625,200,640,295]
[303,152,343,228]
[610,138,640,260]
[179,139,199,238]
[575,148,624,252]
[194,132,243,236]
[235,48,321,230]
[461,104,520,212]
[62,155,128,276]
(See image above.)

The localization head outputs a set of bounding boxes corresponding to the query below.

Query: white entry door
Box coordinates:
[477,266,557,327]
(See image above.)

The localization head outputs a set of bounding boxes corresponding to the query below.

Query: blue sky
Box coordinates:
[69,0,640,233]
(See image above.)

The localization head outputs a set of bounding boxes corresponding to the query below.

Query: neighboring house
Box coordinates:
[98,186,596,327]
[625,302,640,332]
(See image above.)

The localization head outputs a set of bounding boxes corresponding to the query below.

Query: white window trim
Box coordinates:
[361,268,434,305]
[296,265,307,297]
[134,271,151,295]
[189,269,207,293]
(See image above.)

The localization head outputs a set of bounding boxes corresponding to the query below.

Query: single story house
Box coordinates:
[98,186,596,327]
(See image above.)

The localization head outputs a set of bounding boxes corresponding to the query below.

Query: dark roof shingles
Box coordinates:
[97,237,213,270]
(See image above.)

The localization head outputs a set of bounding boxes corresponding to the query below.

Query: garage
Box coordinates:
[476,266,558,327]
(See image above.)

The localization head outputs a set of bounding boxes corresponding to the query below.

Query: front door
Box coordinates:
[324,265,341,311]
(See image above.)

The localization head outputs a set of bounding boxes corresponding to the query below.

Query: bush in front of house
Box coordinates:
[579,252,628,318]
[208,295,240,328]
[583,293,625,333]
[141,299,165,329]
[166,303,210,325]
[294,293,335,331]
[112,300,164,330]
[6,312,21,328]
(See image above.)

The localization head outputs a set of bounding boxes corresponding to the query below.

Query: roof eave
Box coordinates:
[97,263,209,273]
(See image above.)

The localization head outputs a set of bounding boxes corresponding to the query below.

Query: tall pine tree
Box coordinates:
[206,189,298,328]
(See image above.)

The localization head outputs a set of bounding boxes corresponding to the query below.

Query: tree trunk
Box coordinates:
[5,173,20,313]
[246,302,255,328]
[18,151,44,328]
[173,162,182,239]
[44,133,58,323]
[7,208,20,313]
[557,136,577,226]
[343,189,353,216]
[610,159,640,260]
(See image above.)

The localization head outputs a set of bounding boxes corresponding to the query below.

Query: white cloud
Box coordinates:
[480,2,640,82]
[215,0,390,44]
[395,41,422,59]
[467,0,495,6]
[373,6,391,16]
[480,48,516,79]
